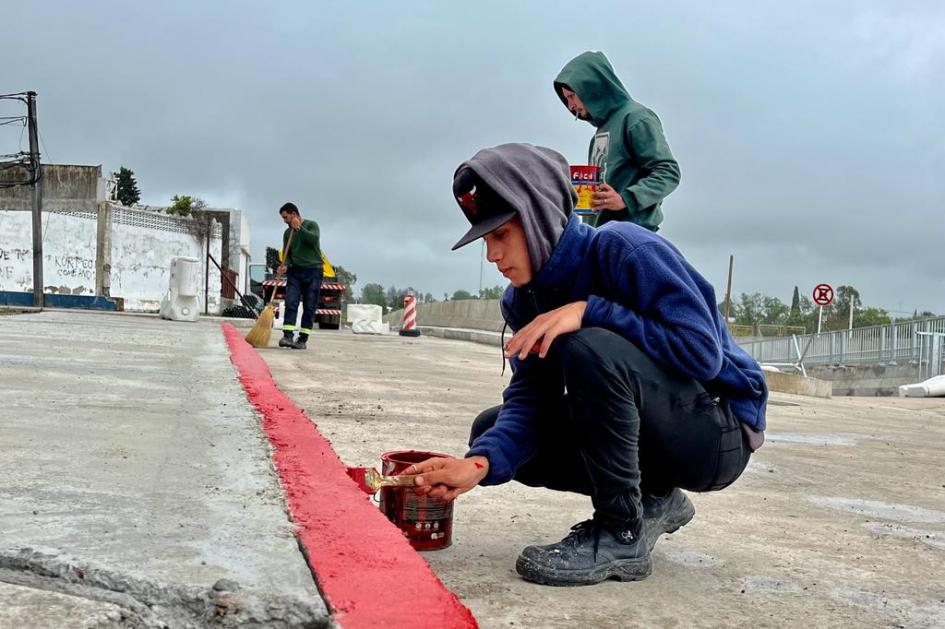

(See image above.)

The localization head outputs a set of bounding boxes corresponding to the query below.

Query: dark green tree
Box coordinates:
[166,194,206,217]
[832,286,890,329]
[479,285,504,300]
[114,166,141,207]
[835,285,862,312]
[819,285,862,331]
[385,286,420,310]
[451,289,476,301]
[732,292,789,326]
[385,286,400,310]
[856,307,892,327]
[786,285,805,328]
[790,286,801,318]
[360,283,386,308]
[796,295,817,333]
[332,265,357,302]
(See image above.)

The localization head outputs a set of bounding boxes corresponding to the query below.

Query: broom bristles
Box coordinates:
[245,304,274,348]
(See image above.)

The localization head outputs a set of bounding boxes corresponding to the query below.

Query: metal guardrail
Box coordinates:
[727,323,807,338]
[739,316,945,379]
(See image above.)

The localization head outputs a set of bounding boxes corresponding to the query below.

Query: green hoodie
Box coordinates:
[282,218,321,269]
[555,51,680,230]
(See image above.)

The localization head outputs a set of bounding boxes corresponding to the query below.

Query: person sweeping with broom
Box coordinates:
[276,202,322,350]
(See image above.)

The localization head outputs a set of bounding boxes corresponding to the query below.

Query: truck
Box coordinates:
[248,247,345,330]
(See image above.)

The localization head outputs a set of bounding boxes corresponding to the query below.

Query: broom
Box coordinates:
[244,230,294,348]
[244,303,274,348]
[206,252,271,348]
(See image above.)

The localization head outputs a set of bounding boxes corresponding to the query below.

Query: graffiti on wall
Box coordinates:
[1,207,228,312]
[0,247,30,282]
[53,255,95,281]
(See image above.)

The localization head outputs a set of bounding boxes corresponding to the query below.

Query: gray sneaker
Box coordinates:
[515,519,651,586]
[291,338,307,350]
[278,336,295,348]
[643,488,695,551]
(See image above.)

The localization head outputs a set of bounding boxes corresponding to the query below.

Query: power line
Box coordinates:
[0,95,40,188]
[0,116,27,126]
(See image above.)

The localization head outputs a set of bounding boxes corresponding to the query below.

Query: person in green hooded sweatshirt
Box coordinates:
[555,51,680,230]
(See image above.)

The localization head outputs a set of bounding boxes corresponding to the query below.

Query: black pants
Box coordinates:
[283,265,323,338]
[470,328,751,528]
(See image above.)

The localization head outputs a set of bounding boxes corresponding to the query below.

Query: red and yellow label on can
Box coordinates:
[570,165,600,215]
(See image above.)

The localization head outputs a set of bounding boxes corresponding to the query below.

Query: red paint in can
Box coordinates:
[379,450,454,551]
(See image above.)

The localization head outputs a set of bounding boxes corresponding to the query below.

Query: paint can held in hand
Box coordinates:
[570,165,601,215]
[379,450,454,551]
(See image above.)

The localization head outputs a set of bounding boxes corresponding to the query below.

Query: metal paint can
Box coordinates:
[570,165,601,215]
[379,450,454,551]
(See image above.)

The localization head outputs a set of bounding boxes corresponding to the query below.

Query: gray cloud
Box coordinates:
[2,0,942,313]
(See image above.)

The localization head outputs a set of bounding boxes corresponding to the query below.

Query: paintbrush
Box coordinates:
[347,466,418,493]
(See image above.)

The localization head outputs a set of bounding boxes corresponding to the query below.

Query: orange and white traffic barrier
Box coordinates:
[399,293,421,337]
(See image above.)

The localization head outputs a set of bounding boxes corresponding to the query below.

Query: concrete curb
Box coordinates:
[0,547,329,628]
[763,370,833,399]
[221,324,478,629]
[418,325,503,347]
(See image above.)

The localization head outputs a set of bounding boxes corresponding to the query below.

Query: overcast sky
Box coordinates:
[3,1,943,314]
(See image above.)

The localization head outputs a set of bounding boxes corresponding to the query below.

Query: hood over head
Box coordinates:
[554,51,632,126]
[451,143,573,275]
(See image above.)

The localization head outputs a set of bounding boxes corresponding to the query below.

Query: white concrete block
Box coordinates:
[898,375,945,397]
[346,304,382,324]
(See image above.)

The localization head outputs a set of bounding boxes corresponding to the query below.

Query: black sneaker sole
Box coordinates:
[515,553,652,587]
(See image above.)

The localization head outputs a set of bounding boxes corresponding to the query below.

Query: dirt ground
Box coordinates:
[263,329,945,629]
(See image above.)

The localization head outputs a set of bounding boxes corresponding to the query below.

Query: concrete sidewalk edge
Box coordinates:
[221,323,478,629]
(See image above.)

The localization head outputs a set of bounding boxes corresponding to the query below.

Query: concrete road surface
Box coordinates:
[263,329,945,629]
[0,310,327,628]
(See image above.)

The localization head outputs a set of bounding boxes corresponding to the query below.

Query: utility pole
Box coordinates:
[723,255,734,322]
[478,240,484,298]
[848,299,854,338]
[26,91,44,308]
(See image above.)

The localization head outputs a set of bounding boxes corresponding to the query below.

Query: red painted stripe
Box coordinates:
[222,324,477,629]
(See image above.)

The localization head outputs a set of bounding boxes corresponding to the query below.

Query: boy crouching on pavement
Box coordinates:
[411,143,766,586]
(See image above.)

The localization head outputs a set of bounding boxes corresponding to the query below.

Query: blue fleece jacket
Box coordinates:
[466,215,768,486]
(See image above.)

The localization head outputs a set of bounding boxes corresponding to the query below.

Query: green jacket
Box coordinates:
[282,218,321,269]
[555,51,680,230]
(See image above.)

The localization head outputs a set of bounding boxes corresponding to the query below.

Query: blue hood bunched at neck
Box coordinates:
[462,144,767,486]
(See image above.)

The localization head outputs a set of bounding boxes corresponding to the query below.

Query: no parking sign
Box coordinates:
[813,284,834,306]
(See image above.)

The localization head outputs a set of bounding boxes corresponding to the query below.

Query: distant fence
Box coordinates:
[739,316,945,379]
[728,323,807,338]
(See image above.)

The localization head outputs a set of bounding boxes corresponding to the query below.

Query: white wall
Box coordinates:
[108,207,222,312]
[227,209,251,298]
[0,206,224,313]
[0,210,98,295]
